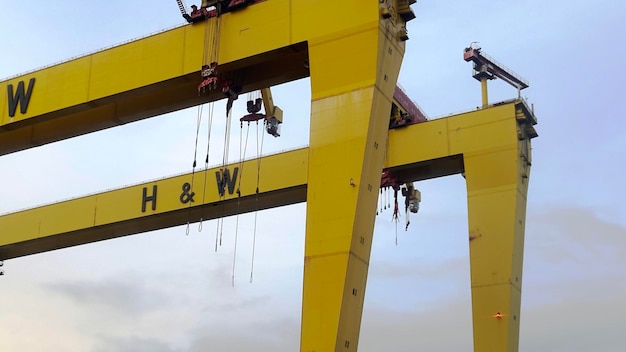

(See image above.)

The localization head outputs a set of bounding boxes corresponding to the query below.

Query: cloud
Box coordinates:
[525,206,626,285]
[92,335,178,352]
[523,206,626,314]
[520,294,626,352]
[366,255,470,312]
[360,301,473,352]
[360,290,626,352]
[44,276,172,316]
[530,207,626,254]
[187,317,299,352]
[36,258,302,351]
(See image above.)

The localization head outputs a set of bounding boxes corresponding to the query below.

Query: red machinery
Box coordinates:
[176,0,256,22]
[389,85,427,129]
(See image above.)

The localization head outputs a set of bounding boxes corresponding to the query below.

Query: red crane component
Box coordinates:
[176,0,261,23]
[240,113,265,122]
[188,5,218,22]
[463,45,529,91]
[390,85,427,128]
[176,0,218,23]
[240,97,264,122]
[198,76,218,92]
[198,62,218,93]
[227,0,252,11]
[389,86,428,129]
[380,169,421,230]
[380,169,401,191]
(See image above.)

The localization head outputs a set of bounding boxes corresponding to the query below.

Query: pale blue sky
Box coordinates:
[1,1,625,351]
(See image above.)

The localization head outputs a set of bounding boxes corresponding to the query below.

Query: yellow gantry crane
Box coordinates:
[0,1,537,351]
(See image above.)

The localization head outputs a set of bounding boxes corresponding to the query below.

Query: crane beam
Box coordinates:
[0,148,309,260]
[0,0,308,157]
[464,47,529,90]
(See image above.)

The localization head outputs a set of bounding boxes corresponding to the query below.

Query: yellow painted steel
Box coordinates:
[0,100,536,351]
[481,77,489,108]
[388,100,535,351]
[301,2,409,350]
[218,0,291,63]
[464,113,533,352]
[0,148,308,259]
[1,27,197,122]
[0,1,538,351]
[0,0,308,156]
[0,0,288,123]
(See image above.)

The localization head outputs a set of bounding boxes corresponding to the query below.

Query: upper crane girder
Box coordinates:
[0,28,308,157]
[0,0,324,157]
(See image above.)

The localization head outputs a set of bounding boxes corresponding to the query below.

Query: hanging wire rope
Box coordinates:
[222,103,233,167]
[216,106,234,248]
[198,101,215,232]
[186,103,204,236]
[232,119,252,286]
[215,216,222,252]
[214,91,236,252]
[202,15,221,67]
[395,220,398,245]
[256,120,266,193]
[196,12,221,235]
[392,189,399,245]
[212,15,221,65]
[250,119,266,283]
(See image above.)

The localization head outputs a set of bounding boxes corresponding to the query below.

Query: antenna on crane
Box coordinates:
[464,44,529,108]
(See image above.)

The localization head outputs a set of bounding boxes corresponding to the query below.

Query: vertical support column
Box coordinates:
[480,77,489,108]
[301,14,405,352]
[464,118,532,352]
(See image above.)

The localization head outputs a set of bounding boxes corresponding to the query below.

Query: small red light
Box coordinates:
[494,312,503,319]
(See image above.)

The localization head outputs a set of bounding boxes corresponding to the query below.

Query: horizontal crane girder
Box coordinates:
[0,101,533,261]
[0,0,314,157]
[0,148,308,260]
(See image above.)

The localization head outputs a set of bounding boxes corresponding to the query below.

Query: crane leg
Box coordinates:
[465,124,532,351]
[300,20,405,352]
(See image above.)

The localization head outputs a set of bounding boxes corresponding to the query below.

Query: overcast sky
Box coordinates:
[1,1,625,351]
